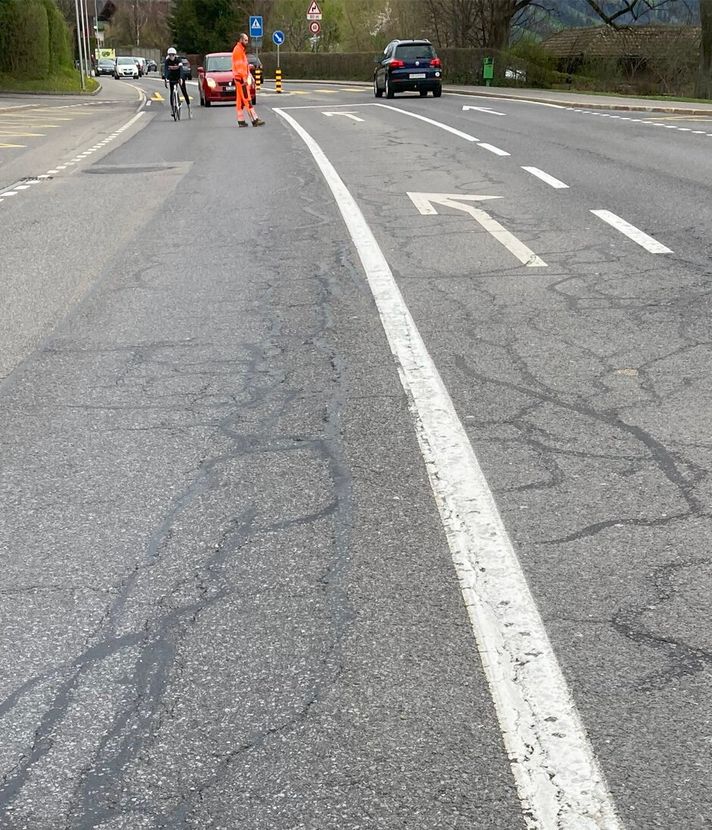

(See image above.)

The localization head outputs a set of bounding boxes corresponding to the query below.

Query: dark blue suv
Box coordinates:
[374,39,442,99]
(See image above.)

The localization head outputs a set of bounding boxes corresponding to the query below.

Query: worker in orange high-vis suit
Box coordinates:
[232,32,264,127]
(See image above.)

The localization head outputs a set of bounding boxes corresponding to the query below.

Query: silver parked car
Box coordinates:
[114,56,139,79]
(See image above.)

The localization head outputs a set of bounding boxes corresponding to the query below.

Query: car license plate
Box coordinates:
[225,84,235,91]
[409,73,426,79]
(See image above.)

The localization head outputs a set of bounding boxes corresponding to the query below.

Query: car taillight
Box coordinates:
[390,59,405,69]
[430,58,441,67]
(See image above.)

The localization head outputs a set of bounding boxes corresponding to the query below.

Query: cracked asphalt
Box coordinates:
[1,79,711,828]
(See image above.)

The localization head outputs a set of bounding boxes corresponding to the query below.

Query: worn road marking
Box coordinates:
[323,111,364,122]
[277,106,624,830]
[592,209,672,253]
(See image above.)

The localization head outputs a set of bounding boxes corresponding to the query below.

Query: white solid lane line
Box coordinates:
[521,166,569,189]
[276,106,623,830]
[592,209,672,253]
[374,102,479,142]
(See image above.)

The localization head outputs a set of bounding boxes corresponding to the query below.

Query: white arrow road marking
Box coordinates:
[462,104,506,115]
[522,167,569,189]
[591,209,673,254]
[408,192,547,267]
[323,111,364,122]
[407,192,500,214]
[275,106,623,830]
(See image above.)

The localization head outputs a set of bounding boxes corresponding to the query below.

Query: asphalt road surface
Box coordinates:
[1,77,711,829]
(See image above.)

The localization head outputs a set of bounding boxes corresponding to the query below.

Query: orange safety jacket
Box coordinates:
[232,41,249,82]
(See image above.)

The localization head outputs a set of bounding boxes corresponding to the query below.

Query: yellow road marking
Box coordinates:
[10,113,75,121]
[0,122,60,128]
[0,131,45,137]
[643,114,712,122]
[152,92,164,100]
[0,142,25,147]
[0,113,69,120]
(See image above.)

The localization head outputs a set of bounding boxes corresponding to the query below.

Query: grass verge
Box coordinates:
[0,69,99,94]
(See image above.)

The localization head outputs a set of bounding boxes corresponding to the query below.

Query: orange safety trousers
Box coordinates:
[235,80,251,119]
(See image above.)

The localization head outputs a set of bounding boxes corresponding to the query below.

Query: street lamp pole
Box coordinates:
[79,0,92,75]
[94,0,100,52]
[74,0,86,90]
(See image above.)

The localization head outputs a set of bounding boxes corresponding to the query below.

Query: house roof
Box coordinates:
[541,25,700,58]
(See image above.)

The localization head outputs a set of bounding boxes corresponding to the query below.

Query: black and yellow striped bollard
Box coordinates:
[275,67,282,94]
[255,67,262,90]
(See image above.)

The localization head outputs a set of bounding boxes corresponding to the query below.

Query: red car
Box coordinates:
[197,51,257,106]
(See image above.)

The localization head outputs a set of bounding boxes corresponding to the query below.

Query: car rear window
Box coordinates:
[394,44,435,61]
[205,56,231,71]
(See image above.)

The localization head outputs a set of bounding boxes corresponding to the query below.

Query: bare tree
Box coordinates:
[583,0,690,27]
[698,0,712,97]
[414,0,554,50]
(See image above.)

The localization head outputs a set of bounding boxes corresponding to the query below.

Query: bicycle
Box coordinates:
[170,82,182,121]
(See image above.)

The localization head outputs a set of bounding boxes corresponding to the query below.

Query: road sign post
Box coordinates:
[272,29,285,69]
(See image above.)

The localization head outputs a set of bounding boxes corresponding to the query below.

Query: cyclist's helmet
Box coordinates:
[167,47,177,56]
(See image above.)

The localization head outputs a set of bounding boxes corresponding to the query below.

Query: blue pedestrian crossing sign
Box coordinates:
[272,30,285,46]
[249,16,263,38]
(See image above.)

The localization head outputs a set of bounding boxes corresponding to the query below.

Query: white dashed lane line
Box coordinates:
[592,209,673,254]
[573,107,712,138]
[0,110,144,206]
[478,142,510,156]
[521,166,569,189]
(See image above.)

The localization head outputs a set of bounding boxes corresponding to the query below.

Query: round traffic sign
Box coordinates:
[272,30,285,46]
[308,20,321,35]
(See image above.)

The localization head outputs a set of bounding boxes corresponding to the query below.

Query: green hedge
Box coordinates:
[0,0,71,79]
[230,44,685,95]
[256,47,569,89]
[43,0,72,70]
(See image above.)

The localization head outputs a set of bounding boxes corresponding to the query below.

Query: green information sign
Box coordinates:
[483,56,494,85]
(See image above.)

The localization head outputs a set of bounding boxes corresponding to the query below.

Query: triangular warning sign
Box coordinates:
[307,1,322,15]
[251,18,261,30]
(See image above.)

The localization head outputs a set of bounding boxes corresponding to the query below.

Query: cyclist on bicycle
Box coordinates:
[164,47,191,118]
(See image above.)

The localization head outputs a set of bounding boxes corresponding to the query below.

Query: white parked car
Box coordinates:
[114,56,139,79]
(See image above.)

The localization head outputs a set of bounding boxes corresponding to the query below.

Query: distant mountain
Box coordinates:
[535,0,699,33]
